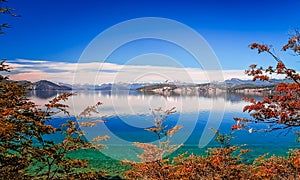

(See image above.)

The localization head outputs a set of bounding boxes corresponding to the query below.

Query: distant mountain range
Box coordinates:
[25,78,292,93]
[224,78,292,86]
[57,82,151,91]
[136,78,294,96]
[27,80,150,91]
[222,78,293,91]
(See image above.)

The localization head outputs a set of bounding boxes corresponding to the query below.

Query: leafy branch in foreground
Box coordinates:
[123,107,183,178]
[232,31,300,133]
[0,0,20,34]
[137,107,182,162]
[211,128,234,148]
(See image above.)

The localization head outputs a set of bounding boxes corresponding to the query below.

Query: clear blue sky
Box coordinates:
[1,0,300,71]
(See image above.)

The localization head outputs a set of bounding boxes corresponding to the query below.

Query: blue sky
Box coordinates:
[1,0,300,83]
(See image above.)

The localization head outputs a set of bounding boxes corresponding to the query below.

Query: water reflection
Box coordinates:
[27,90,257,116]
[26,90,73,100]
[26,90,299,161]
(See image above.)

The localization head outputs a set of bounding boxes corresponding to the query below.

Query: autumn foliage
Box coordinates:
[0,61,108,179]
[232,32,300,133]
[124,130,300,180]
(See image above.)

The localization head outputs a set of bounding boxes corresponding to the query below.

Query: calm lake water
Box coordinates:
[28,90,299,165]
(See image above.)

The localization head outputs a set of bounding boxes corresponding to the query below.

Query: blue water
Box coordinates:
[48,111,299,161]
[92,112,298,155]
[29,90,300,174]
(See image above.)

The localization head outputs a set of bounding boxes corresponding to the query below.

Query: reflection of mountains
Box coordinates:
[26,90,70,99]
[224,92,263,103]
[137,90,263,103]
[96,90,264,104]
[27,89,262,104]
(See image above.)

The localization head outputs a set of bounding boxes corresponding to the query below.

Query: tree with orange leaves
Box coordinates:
[233,31,300,133]
[0,60,109,179]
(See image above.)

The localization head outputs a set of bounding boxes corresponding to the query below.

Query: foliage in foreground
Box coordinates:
[124,130,300,180]
[0,61,109,179]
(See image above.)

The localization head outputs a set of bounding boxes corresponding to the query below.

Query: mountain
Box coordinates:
[58,82,73,89]
[136,78,294,96]
[224,78,272,86]
[95,83,151,91]
[222,78,294,91]
[34,80,72,91]
[136,83,177,92]
[56,82,151,91]
[224,78,293,86]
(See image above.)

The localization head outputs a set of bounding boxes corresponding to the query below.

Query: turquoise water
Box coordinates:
[50,112,299,158]
[29,90,300,175]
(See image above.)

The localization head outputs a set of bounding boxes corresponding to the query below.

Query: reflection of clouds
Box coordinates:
[29,91,248,117]
[8,59,250,84]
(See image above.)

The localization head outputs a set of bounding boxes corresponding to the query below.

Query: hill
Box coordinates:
[33,80,72,91]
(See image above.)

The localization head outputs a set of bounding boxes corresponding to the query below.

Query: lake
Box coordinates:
[27,90,299,168]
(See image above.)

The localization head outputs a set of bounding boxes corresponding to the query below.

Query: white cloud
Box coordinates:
[7,59,250,84]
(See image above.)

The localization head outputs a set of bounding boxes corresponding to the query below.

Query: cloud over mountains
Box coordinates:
[8,59,249,84]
